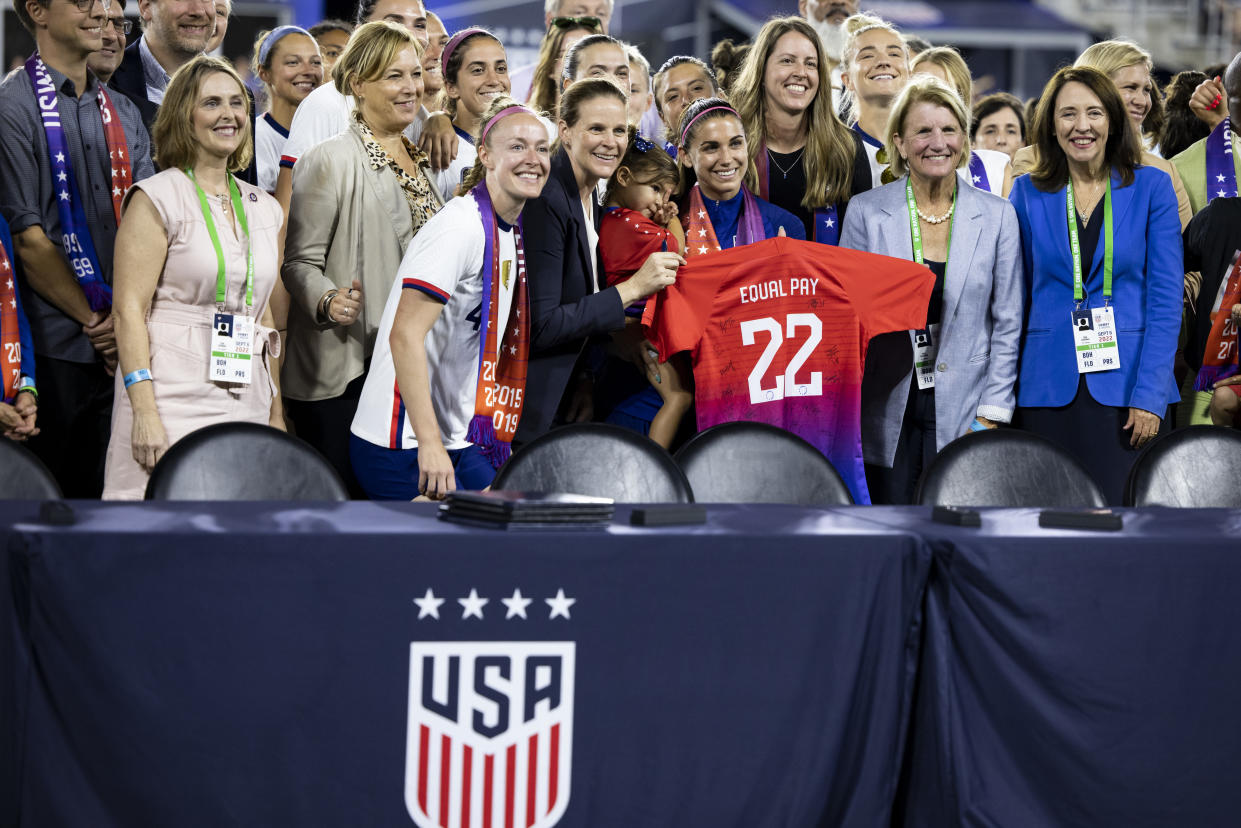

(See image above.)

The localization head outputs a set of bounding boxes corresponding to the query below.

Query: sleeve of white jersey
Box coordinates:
[279,87,348,169]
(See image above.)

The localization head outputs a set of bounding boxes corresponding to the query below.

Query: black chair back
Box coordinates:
[674,421,853,504]
[915,429,1106,507]
[145,423,348,501]
[494,424,693,502]
[1126,426,1241,507]
[0,440,61,499]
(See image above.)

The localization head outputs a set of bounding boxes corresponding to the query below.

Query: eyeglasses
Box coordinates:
[69,0,113,12]
[549,15,601,31]
[103,16,134,34]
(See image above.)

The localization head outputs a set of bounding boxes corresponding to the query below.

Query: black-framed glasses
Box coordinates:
[549,15,601,31]
[104,16,134,34]
[70,0,113,12]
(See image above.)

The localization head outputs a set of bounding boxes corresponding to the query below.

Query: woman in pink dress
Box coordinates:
[105,56,284,499]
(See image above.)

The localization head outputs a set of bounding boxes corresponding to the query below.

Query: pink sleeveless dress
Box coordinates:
[103,169,283,500]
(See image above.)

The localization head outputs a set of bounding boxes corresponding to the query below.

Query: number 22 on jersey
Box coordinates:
[739,313,823,404]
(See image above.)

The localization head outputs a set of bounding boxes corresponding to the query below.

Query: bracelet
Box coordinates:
[321,289,339,321]
[17,378,37,399]
[969,418,989,432]
[124,368,153,389]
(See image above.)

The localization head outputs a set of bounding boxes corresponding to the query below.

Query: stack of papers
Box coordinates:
[438,491,615,530]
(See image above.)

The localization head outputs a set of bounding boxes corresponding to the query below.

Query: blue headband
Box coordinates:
[258,25,314,67]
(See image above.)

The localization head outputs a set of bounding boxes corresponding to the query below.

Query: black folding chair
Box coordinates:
[916,429,1106,507]
[495,423,693,502]
[145,423,348,501]
[674,421,853,504]
[0,440,61,499]
[1126,426,1241,507]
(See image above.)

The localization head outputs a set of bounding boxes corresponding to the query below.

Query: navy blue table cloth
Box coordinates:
[850,506,1241,828]
[1,501,930,828]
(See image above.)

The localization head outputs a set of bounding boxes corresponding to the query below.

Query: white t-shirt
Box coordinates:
[279,84,470,201]
[508,62,535,106]
[255,112,288,194]
[351,194,517,450]
[961,148,1010,196]
[446,129,479,198]
[582,196,599,292]
[280,83,371,168]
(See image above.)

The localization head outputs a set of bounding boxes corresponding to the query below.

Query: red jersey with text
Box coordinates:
[643,237,933,503]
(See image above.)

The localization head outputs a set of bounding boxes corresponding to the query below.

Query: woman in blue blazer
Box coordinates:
[841,77,1024,504]
[1009,66,1182,504]
[517,77,681,442]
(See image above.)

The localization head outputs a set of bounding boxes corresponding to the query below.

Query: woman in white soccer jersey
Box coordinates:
[349,96,551,499]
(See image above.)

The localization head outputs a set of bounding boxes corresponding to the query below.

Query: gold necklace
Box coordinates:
[1073,176,1105,221]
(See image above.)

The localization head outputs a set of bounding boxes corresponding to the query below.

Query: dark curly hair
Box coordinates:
[1159,71,1211,160]
[710,39,750,98]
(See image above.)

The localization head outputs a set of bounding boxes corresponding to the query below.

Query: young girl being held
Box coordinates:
[598,130,692,448]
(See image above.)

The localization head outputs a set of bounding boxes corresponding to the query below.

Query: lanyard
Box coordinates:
[187,169,253,309]
[1066,177,1113,306]
[905,177,954,267]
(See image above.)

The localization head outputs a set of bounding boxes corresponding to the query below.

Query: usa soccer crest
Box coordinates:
[405,641,575,828]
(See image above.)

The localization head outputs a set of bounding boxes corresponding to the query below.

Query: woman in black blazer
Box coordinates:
[518,77,681,441]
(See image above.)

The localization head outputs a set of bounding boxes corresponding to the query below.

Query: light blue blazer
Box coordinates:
[840,177,1024,466]
[1008,166,1182,414]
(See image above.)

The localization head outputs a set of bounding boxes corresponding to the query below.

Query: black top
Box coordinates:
[925,260,947,327]
[1075,205,1104,291]
[1183,196,1241,370]
[766,147,810,236]
[763,131,873,239]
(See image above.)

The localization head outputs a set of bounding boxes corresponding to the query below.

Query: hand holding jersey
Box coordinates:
[618,252,683,306]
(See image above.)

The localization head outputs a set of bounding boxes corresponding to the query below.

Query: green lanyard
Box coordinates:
[905,176,955,268]
[1066,177,1113,306]
[187,169,253,309]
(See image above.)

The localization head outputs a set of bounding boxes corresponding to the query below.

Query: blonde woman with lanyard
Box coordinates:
[1010,66,1182,505]
[840,76,1022,504]
[106,57,284,499]
[349,96,549,498]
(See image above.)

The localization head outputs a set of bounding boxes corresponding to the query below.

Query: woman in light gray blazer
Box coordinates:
[283,22,445,493]
[840,76,1023,504]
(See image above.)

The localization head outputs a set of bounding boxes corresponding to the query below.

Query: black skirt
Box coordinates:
[1017,375,1170,505]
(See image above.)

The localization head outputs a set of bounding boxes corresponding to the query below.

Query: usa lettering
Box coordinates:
[34,68,61,128]
[421,652,565,737]
[405,641,575,828]
[738,277,817,304]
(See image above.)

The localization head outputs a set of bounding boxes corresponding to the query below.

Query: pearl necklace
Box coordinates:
[916,201,954,225]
